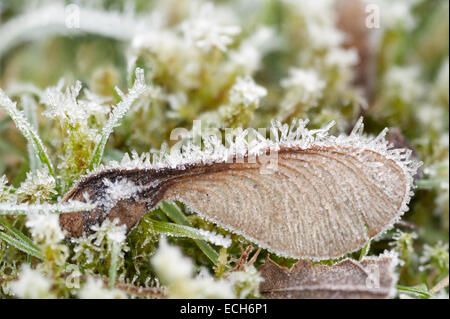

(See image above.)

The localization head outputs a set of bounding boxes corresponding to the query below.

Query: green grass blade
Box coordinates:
[0,89,54,176]
[191,240,220,266]
[159,201,190,225]
[0,231,43,259]
[397,285,431,299]
[108,241,119,289]
[146,218,231,248]
[0,216,37,249]
[0,202,96,215]
[416,179,446,189]
[159,201,220,266]
[358,240,371,261]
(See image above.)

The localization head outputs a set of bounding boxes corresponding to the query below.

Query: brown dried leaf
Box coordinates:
[60,119,420,260]
[259,252,398,299]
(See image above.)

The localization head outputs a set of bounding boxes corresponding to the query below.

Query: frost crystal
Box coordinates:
[90,218,128,247]
[280,68,326,113]
[10,265,53,299]
[85,117,421,201]
[230,27,276,74]
[0,201,96,215]
[151,237,234,298]
[0,175,15,203]
[307,23,345,49]
[384,66,424,103]
[151,237,194,283]
[324,47,359,70]
[16,169,57,203]
[180,3,240,52]
[41,80,85,127]
[229,76,267,107]
[78,277,126,299]
[26,211,65,244]
[71,218,129,266]
[226,265,264,298]
[101,178,142,212]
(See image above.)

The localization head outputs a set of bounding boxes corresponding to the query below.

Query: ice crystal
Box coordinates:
[226,265,264,298]
[89,218,128,248]
[101,178,142,213]
[384,66,424,103]
[87,117,421,196]
[151,237,234,298]
[26,211,65,244]
[0,175,15,203]
[229,76,267,108]
[40,79,110,130]
[280,68,326,115]
[0,201,96,215]
[307,23,346,50]
[16,169,56,203]
[78,277,126,299]
[41,80,86,127]
[10,265,54,299]
[180,3,240,52]
[151,237,194,283]
[158,224,231,248]
[229,27,276,75]
[71,219,129,272]
[420,241,449,272]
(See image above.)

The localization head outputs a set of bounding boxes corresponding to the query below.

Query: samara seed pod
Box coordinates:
[60,118,420,260]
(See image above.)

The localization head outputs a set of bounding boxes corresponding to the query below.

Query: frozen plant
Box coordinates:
[10,265,54,299]
[151,237,235,298]
[16,169,57,203]
[225,265,264,298]
[180,2,241,52]
[279,68,326,119]
[220,76,267,127]
[78,277,126,299]
[0,175,15,203]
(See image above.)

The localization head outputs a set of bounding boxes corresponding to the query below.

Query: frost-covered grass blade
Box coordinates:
[159,201,220,265]
[0,216,38,251]
[0,89,54,177]
[0,224,43,260]
[0,202,96,215]
[146,218,231,248]
[88,68,147,170]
